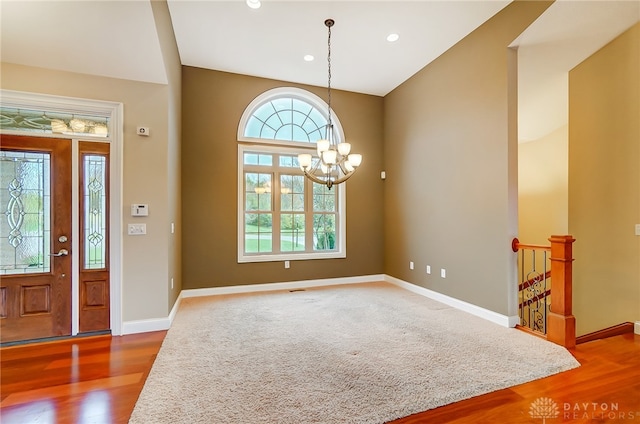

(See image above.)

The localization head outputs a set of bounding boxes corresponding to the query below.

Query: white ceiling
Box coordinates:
[1,1,638,142]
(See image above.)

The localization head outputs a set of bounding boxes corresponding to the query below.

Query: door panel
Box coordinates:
[0,135,72,343]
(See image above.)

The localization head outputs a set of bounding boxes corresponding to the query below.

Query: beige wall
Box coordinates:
[1,62,172,322]
[518,125,569,245]
[150,0,183,311]
[569,23,640,336]
[383,1,552,316]
[181,67,384,289]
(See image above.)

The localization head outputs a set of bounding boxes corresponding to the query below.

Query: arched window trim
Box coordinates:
[237,87,345,148]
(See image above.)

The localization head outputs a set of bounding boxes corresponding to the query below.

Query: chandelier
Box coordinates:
[298,19,362,189]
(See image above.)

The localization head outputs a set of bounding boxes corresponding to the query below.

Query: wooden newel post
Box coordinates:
[547,235,576,348]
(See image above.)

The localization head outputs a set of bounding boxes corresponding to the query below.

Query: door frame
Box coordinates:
[1,89,124,336]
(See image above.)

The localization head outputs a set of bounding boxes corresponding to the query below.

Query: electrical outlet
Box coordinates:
[409,261,414,270]
[285,260,290,269]
[426,265,431,274]
[171,278,174,289]
[635,224,640,236]
[441,268,446,278]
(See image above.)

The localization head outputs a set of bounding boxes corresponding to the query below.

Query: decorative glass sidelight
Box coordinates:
[83,155,107,269]
[0,151,51,274]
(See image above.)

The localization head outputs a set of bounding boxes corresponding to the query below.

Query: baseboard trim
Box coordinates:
[121,295,183,335]
[576,322,635,344]
[384,275,518,328]
[123,274,516,334]
[122,317,171,335]
[181,274,385,298]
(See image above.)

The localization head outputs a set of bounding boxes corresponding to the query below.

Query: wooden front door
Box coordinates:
[0,135,72,343]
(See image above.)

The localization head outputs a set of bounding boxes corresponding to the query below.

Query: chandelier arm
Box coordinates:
[336,161,350,175]
[329,170,357,186]
[302,168,330,185]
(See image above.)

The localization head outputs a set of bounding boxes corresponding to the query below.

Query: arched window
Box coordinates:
[238,87,345,145]
[237,88,346,263]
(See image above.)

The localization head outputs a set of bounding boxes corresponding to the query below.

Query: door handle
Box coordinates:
[50,249,69,257]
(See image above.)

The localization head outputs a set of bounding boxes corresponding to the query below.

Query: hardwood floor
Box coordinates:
[391,333,640,423]
[1,332,165,424]
[1,331,638,423]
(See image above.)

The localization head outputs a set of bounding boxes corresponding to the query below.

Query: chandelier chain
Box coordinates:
[327,20,332,130]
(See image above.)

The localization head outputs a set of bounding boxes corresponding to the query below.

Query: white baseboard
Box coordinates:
[122,294,183,335]
[122,317,171,335]
[384,275,518,328]
[635,321,640,335]
[123,274,515,335]
[181,274,385,298]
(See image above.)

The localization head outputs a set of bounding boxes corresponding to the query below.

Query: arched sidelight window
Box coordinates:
[237,88,346,263]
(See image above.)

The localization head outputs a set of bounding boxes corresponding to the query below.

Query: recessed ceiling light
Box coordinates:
[246,0,261,9]
[304,55,314,62]
[386,33,400,43]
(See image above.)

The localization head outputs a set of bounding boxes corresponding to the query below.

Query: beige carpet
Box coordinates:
[129,282,579,423]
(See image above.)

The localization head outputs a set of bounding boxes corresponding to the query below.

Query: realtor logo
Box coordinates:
[530,397,560,423]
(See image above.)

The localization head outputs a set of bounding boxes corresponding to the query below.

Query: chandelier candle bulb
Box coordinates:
[298,154,312,168]
[348,154,362,167]
[322,149,337,165]
[337,142,351,156]
[316,139,330,155]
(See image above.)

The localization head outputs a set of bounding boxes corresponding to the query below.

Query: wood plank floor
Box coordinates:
[1,331,638,423]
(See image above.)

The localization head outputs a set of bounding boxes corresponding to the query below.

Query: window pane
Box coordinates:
[83,154,107,269]
[261,126,276,139]
[277,110,292,126]
[271,98,292,112]
[245,213,272,253]
[292,110,309,126]
[244,153,272,166]
[245,117,263,138]
[258,154,273,166]
[0,151,51,274]
[275,125,293,141]
[244,153,259,165]
[313,214,336,251]
[291,126,309,142]
[246,173,272,211]
[281,175,304,212]
[280,214,305,252]
[313,183,336,212]
[253,104,274,123]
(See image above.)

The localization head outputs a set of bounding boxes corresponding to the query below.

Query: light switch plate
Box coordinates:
[635,224,640,236]
[128,223,146,235]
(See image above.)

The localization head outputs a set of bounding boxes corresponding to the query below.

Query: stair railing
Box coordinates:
[512,235,576,348]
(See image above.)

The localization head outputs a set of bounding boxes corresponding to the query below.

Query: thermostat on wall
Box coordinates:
[131,204,149,216]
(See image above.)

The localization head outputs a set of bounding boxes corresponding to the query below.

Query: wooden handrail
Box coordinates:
[511,238,551,252]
